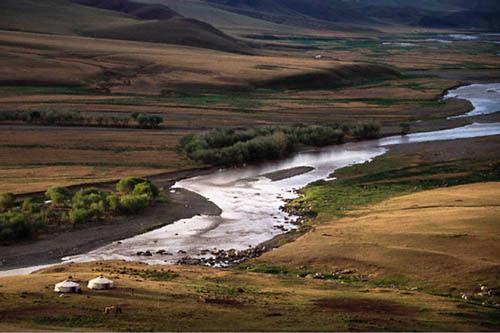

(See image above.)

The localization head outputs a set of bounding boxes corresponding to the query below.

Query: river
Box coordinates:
[2,83,500,276]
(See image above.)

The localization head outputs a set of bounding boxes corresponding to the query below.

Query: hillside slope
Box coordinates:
[85,17,250,54]
[0,0,138,35]
[206,0,500,29]
[0,0,251,53]
[73,0,181,20]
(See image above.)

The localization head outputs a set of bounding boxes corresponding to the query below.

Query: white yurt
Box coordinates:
[87,276,114,290]
[54,280,81,293]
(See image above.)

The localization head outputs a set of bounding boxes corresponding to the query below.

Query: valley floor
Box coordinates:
[1,136,499,331]
[0,181,498,331]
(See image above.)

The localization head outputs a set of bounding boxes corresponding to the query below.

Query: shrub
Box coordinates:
[289,125,345,146]
[68,207,94,225]
[45,187,71,205]
[353,122,381,139]
[107,193,121,212]
[72,188,107,208]
[400,122,411,136]
[119,194,150,214]
[22,198,43,214]
[132,182,159,200]
[135,113,163,128]
[0,193,16,213]
[179,124,349,167]
[0,211,35,242]
[116,177,148,193]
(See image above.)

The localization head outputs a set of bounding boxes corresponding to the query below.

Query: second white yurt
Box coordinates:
[87,276,114,290]
[54,280,81,293]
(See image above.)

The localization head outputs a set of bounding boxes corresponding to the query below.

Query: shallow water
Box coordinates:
[446,83,500,118]
[2,84,500,276]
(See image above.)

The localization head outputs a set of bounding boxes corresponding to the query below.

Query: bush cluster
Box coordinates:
[0,178,159,244]
[179,124,347,166]
[352,122,381,139]
[131,113,163,128]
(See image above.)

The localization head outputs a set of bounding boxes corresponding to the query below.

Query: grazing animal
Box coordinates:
[104,305,123,316]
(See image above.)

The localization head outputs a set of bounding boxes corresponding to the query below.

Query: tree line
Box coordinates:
[179,122,381,166]
[0,110,163,129]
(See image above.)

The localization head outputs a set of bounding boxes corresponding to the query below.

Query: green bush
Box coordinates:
[134,113,163,128]
[179,124,349,166]
[119,194,150,214]
[400,122,411,136]
[107,193,121,212]
[0,193,16,213]
[72,188,107,209]
[132,182,159,200]
[68,207,94,225]
[45,187,71,205]
[353,122,381,139]
[116,177,148,193]
[287,125,345,146]
[0,211,39,242]
[22,198,43,214]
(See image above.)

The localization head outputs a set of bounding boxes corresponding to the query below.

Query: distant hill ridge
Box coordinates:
[205,0,500,29]
[72,0,180,20]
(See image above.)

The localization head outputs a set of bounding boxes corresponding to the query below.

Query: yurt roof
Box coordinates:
[55,280,80,288]
[89,276,113,284]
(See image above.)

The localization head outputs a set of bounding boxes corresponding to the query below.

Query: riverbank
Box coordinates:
[0,188,221,272]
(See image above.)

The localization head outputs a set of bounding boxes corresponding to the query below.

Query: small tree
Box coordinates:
[116,177,148,194]
[353,122,381,139]
[107,193,121,212]
[400,122,411,136]
[0,193,16,212]
[119,194,149,214]
[132,182,159,200]
[68,207,93,225]
[45,187,71,205]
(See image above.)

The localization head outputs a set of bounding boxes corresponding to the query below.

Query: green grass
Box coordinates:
[33,315,102,327]
[290,153,500,219]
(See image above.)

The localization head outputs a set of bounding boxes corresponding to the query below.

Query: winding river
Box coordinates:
[2,83,500,276]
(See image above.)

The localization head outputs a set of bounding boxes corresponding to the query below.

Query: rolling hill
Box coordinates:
[73,0,181,20]
[205,0,500,29]
[0,0,251,53]
[85,17,250,53]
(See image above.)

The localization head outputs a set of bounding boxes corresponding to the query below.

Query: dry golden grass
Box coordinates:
[0,30,341,94]
[0,166,171,194]
[0,260,496,331]
[0,127,197,193]
[260,182,500,291]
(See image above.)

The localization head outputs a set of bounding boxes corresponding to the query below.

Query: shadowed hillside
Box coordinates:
[73,0,181,20]
[85,17,251,53]
[206,0,500,29]
[254,64,401,90]
[0,0,251,53]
